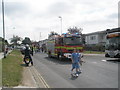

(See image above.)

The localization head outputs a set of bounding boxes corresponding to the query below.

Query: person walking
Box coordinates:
[71,49,81,76]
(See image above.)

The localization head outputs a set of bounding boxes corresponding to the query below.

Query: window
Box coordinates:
[90,36,96,40]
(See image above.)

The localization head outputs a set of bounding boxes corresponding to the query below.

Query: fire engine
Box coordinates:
[46,32,84,60]
[105,28,120,58]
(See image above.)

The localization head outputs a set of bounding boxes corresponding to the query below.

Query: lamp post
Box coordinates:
[2,0,6,58]
[58,16,62,35]
[39,32,41,41]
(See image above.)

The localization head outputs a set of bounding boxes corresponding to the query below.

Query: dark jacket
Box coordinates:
[24,47,31,56]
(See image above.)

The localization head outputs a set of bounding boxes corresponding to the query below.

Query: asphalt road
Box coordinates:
[32,52,119,88]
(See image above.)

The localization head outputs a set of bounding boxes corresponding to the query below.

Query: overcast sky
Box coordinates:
[0,0,119,42]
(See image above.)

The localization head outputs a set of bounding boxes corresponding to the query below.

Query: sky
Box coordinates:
[0,0,119,42]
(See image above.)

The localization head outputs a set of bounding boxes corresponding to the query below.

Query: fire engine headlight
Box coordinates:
[64,54,67,57]
[64,53,71,58]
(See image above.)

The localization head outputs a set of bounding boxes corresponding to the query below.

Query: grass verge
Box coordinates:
[83,51,105,54]
[0,60,2,87]
[2,49,23,87]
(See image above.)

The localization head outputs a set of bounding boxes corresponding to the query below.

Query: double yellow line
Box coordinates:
[30,67,50,88]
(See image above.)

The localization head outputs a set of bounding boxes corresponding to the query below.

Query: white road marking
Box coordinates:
[92,62,97,64]
[102,60,107,62]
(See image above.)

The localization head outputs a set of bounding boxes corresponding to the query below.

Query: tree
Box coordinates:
[22,37,31,45]
[10,35,22,46]
[48,31,59,38]
[67,26,83,34]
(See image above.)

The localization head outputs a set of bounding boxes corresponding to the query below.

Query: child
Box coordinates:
[71,49,81,76]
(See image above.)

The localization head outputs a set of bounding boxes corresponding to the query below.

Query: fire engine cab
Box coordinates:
[46,32,83,60]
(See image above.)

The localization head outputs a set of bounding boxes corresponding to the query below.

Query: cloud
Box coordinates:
[108,13,118,19]
[1,1,30,18]
[34,27,50,32]
[48,1,74,16]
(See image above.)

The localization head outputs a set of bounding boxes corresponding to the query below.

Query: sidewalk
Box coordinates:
[19,55,49,88]
[14,67,37,88]
[14,66,49,88]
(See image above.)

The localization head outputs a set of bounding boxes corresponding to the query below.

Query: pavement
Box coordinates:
[14,65,49,88]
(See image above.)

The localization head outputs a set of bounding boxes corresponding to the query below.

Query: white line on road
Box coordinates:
[92,62,97,64]
[101,60,107,62]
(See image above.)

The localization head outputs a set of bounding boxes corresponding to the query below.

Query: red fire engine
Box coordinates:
[46,32,83,60]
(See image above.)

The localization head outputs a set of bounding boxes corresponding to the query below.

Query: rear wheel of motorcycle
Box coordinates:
[26,63,29,66]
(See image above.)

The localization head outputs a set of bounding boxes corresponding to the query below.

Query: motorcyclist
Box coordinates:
[24,44,33,66]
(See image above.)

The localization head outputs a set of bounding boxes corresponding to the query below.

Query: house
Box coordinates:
[85,30,106,46]
[39,39,48,47]
[84,27,120,51]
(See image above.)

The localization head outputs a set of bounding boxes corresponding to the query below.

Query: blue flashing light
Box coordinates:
[76,33,78,34]
[63,33,67,34]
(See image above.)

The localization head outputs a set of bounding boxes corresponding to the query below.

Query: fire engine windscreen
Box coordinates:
[63,37,82,45]
[105,37,120,50]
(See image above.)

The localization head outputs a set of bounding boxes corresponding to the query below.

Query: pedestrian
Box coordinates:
[5,47,8,54]
[41,47,44,53]
[71,49,81,76]
[35,46,37,53]
[30,46,34,56]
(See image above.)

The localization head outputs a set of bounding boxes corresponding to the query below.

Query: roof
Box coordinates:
[85,27,120,36]
[106,27,120,33]
[85,30,106,36]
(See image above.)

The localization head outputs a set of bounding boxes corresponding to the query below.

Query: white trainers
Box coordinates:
[76,74,79,77]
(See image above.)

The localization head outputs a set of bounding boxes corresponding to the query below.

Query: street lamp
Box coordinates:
[39,32,41,41]
[58,16,62,35]
[2,0,6,58]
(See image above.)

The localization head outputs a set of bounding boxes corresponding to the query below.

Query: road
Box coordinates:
[32,52,119,88]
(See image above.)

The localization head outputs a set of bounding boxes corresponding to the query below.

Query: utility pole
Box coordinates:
[2,0,6,58]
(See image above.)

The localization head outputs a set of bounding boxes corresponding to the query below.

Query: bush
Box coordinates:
[84,44,105,52]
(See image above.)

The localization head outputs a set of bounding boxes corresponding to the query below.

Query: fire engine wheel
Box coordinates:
[105,53,109,57]
[48,53,52,58]
[58,54,62,60]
